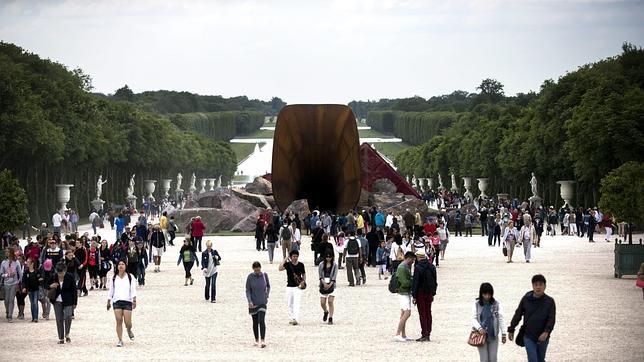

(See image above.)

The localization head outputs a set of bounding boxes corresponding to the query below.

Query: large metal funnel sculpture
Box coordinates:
[272,105,362,213]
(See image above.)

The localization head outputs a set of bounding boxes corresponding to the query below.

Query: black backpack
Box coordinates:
[347,238,359,255]
[388,272,399,293]
[281,227,292,240]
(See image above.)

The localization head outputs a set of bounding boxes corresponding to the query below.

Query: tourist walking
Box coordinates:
[503,221,519,263]
[394,251,416,342]
[518,216,537,263]
[201,240,221,303]
[99,240,110,289]
[318,252,337,325]
[50,262,76,344]
[135,241,148,286]
[21,258,42,322]
[472,283,507,362]
[190,216,205,252]
[177,238,199,286]
[508,274,556,362]
[246,261,270,347]
[1,247,23,322]
[437,221,450,260]
[107,260,137,347]
[150,225,166,272]
[376,240,388,279]
[278,250,305,325]
[464,211,474,237]
[291,222,301,252]
[41,259,54,320]
[265,223,278,263]
[344,235,362,286]
[279,222,293,259]
[254,217,266,251]
[411,250,437,342]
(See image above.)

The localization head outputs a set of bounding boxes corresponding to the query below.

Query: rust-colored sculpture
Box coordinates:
[272,105,362,213]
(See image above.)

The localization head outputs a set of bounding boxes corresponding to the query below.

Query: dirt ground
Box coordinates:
[1,228,643,361]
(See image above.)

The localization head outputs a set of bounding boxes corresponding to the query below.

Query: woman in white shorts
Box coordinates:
[318,252,337,325]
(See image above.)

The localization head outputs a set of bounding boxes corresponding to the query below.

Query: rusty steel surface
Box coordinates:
[271,104,361,213]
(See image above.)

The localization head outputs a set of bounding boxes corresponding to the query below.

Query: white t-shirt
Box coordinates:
[108,273,137,303]
[52,213,62,227]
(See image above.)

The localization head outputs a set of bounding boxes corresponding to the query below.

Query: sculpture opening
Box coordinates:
[271,104,362,213]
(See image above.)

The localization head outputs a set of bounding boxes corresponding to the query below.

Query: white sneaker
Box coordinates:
[405,336,414,341]
[116,341,123,347]
[393,335,407,342]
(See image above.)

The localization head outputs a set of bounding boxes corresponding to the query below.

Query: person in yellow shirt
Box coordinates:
[159,212,172,246]
[356,213,365,235]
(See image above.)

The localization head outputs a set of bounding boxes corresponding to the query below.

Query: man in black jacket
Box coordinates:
[411,250,437,342]
[508,274,556,362]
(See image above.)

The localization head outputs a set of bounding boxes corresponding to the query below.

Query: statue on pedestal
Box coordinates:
[96,174,107,200]
[189,173,197,193]
[127,174,136,197]
[217,175,222,188]
[438,174,443,188]
[176,172,183,191]
[451,173,457,191]
[530,172,538,197]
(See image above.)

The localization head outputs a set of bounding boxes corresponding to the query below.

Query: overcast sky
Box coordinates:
[1,0,643,104]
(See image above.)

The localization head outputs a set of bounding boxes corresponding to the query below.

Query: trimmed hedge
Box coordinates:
[367,111,457,145]
[168,111,263,142]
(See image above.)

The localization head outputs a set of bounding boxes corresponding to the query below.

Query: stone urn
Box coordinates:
[557,180,575,208]
[199,179,207,194]
[161,179,172,197]
[144,180,157,202]
[55,184,74,213]
[477,178,489,198]
[208,178,216,191]
[462,177,473,200]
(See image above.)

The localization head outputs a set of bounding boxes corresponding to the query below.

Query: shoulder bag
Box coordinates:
[468,330,486,347]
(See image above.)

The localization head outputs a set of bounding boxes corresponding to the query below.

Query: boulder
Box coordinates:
[372,178,398,194]
[371,192,407,209]
[170,208,238,233]
[381,197,429,216]
[285,199,310,217]
[245,177,273,195]
[231,188,273,209]
[357,188,371,209]
[232,213,261,232]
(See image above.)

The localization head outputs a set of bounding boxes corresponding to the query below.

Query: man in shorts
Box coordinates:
[149,225,166,273]
[394,251,416,342]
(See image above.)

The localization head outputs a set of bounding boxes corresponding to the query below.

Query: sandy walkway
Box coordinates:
[1,230,643,361]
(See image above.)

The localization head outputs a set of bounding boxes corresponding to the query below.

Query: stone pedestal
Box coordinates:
[477,178,489,198]
[199,179,207,194]
[144,180,157,202]
[426,178,433,191]
[529,195,542,209]
[161,179,172,197]
[557,180,575,208]
[462,177,473,200]
[55,184,74,214]
[126,195,137,209]
[91,198,105,212]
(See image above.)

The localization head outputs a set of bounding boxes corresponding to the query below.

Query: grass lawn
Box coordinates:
[371,142,412,160]
[358,128,396,138]
[235,129,275,138]
[231,142,265,163]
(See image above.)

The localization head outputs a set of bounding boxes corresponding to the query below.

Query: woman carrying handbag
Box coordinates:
[470,283,507,362]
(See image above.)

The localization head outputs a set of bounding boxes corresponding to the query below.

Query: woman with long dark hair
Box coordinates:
[265,223,278,264]
[318,252,337,325]
[472,283,507,362]
[1,246,23,322]
[177,238,199,286]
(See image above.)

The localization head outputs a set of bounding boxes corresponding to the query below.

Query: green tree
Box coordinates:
[0,169,28,233]
[598,162,644,242]
[114,85,135,102]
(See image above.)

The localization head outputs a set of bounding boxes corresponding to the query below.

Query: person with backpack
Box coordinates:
[472,283,507,362]
[246,261,270,348]
[411,250,437,342]
[279,222,293,259]
[168,216,178,248]
[107,260,137,347]
[149,225,166,273]
[393,251,416,342]
[343,234,362,287]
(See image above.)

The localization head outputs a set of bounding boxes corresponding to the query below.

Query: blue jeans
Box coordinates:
[205,273,218,301]
[28,291,39,321]
[524,336,549,362]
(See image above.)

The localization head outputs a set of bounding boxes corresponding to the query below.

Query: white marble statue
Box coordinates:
[176,172,183,191]
[127,174,136,197]
[438,174,443,188]
[96,174,108,199]
[217,175,222,188]
[190,173,196,191]
[412,174,417,188]
[451,173,456,190]
[530,172,538,197]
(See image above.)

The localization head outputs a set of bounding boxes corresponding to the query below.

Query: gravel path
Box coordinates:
[1,230,642,361]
